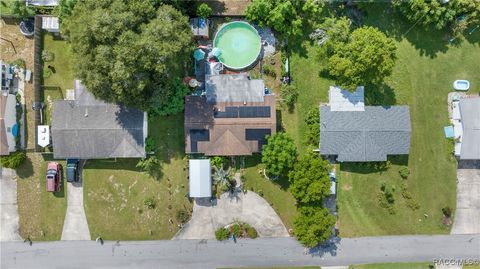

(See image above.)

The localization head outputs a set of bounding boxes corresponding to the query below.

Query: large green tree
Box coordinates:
[289,152,331,205]
[394,0,480,35]
[261,132,297,178]
[245,0,323,38]
[327,26,396,91]
[294,206,335,247]
[55,0,77,22]
[64,1,193,114]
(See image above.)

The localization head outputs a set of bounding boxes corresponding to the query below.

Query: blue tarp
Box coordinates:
[12,123,19,137]
[444,126,454,138]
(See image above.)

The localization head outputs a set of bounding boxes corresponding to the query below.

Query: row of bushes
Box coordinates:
[215,222,258,241]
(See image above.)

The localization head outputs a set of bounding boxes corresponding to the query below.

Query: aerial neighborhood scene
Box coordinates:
[1,0,479,268]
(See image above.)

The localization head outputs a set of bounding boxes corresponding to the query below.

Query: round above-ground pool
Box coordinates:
[213,21,262,70]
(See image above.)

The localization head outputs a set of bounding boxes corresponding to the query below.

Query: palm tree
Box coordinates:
[213,166,232,187]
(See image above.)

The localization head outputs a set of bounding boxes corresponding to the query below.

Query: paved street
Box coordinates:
[2,235,479,269]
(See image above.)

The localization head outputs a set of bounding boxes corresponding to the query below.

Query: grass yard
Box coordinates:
[286,3,480,237]
[349,262,434,269]
[16,153,67,240]
[83,114,192,240]
[42,32,75,95]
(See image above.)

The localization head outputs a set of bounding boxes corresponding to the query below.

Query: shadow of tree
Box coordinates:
[340,155,409,175]
[15,154,34,178]
[364,83,397,106]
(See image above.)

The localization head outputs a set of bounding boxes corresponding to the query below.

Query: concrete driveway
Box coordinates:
[61,161,91,240]
[0,167,22,241]
[451,160,480,234]
[174,191,289,239]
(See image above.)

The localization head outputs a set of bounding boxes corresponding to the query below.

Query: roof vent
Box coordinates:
[84,108,88,117]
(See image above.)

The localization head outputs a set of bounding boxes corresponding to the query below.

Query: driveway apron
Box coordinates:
[0,167,22,241]
[61,161,91,240]
[451,160,480,234]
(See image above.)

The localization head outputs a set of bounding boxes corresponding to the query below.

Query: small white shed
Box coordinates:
[42,16,60,33]
[189,159,212,198]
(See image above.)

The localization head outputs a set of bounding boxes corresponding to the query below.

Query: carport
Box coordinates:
[189,159,212,198]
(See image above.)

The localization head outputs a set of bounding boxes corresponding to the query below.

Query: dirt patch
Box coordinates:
[342,183,352,191]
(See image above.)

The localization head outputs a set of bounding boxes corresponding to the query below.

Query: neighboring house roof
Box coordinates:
[0,94,17,155]
[329,86,365,111]
[459,97,480,160]
[189,159,212,198]
[205,74,265,104]
[184,92,276,156]
[52,80,147,159]
[320,105,411,162]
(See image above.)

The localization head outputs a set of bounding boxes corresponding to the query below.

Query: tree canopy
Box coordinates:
[262,132,297,178]
[327,26,397,91]
[293,206,335,247]
[197,3,213,18]
[289,152,331,205]
[55,0,77,22]
[64,1,193,114]
[245,0,324,38]
[394,0,480,35]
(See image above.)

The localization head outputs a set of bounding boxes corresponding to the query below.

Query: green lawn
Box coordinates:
[83,114,192,240]
[16,153,67,240]
[42,32,75,95]
[349,262,433,269]
[287,3,480,237]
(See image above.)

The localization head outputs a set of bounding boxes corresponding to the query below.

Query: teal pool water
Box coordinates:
[213,22,261,70]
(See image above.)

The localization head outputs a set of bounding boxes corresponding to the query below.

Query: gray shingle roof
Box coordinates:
[52,81,146,159]
[459,97,480,160]
[320,106,411,162]
[205,74,264,104]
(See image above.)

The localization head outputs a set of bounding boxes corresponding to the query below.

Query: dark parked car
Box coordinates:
[46,162,61,192]
[66,159,79,182]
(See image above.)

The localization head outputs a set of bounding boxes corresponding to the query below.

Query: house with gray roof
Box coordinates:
[456,97,480,160]
[320,87,411,162]
[52,80,147,159]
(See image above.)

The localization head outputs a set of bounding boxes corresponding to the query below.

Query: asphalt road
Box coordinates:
[1,235,479,269]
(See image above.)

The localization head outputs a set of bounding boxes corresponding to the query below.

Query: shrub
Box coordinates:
[145,137,156,152]
[211,156,228,169]
[442,206,453,218]
[0,151,26,168]
[43,66,52,78]
[246,227,258,239]
[229,223,242,237]
[262,64,276,78]
[175,209,190,224]
[399,166,410,179]
[215,227,229,241]
[136,156,160,177]
[196,3,212,18]
[281,84,298,111]
[41,50,55,62]
[9,59,26,69]
[406,199,420,211]
[143,197,156,209]
[305,106,320,145]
